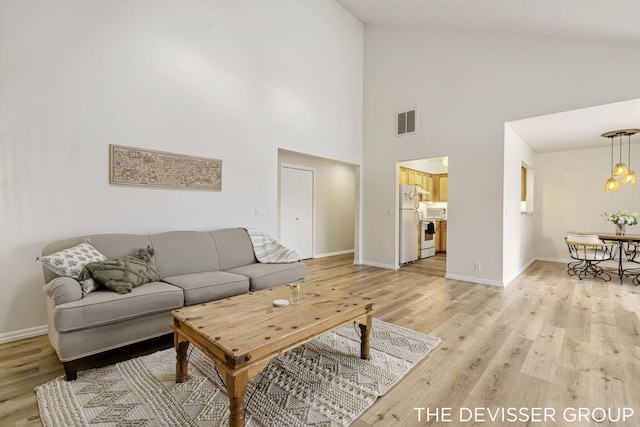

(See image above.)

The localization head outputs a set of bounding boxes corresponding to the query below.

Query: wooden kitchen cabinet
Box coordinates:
[439,175,448,202]
[399,168,446,203]
[400,167,433,201]
[408,169,417,186]
[422,174,433,202]
[436,220,447,253]
[438,175,449,202]
[432,174,448,202]
[414,172,423,187]
[399,167,408,185]
[400,167,421,186]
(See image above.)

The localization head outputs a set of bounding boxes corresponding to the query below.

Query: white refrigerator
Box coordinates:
[399,184,420,264]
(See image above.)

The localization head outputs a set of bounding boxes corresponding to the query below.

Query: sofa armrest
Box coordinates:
[43,277,83,305]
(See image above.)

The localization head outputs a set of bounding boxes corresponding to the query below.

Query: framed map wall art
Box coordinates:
[109,144,222,191]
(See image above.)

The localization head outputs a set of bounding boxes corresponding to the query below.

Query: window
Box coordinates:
[521,163,533,214]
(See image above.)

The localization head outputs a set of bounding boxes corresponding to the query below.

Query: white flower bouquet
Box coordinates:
[603,210,639,226]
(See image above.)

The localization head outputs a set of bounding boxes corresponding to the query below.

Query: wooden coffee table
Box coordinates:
[170,284,374,427]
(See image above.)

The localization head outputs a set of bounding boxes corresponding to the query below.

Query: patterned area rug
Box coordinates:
[36,319,440,427]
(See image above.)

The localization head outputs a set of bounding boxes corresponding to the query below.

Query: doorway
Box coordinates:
[280,164,314,259]
[398,156,448,276]
[278,149,358,262]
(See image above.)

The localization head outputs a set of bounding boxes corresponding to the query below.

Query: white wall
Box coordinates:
[362,25,640,285]
[278,150,357,257]
[503,125,536,284]
[0,0,363,338]
[535,144,640,261]
[401,157,448,174]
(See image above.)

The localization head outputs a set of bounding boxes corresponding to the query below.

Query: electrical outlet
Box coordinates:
[474,262,481,271]
[254,206,261,215]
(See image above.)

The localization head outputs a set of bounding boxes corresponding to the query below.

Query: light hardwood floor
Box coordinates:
[1,254,639,426]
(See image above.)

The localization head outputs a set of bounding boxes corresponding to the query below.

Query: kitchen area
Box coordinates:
[399,157,448,273]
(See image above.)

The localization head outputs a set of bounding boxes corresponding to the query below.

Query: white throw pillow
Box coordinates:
[37,241,107,294]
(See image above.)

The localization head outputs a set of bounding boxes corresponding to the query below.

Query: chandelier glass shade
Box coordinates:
[612,163,628,177]
[602,129,639,191]
[604,177,620,191]
[622,171,637,185]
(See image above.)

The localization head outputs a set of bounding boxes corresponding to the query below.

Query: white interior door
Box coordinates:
[280,165,314,259]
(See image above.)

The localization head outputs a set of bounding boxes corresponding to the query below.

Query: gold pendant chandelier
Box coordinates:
[603,129,639,191]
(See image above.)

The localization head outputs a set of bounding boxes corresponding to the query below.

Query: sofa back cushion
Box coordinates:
[41,234,153,283]
[210,228,257,270]
[149,231,220,277]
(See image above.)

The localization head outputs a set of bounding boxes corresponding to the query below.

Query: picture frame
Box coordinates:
[109,144,222,191]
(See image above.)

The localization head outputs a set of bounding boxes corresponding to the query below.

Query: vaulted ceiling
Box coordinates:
[337,0,640,42]
[337,0,640,153]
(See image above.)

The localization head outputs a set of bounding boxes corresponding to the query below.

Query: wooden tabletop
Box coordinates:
[567,230,640,242]
[595,233,640,242]
[171,284,373,371]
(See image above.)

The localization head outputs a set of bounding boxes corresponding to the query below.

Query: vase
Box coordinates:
[615,223,626,236]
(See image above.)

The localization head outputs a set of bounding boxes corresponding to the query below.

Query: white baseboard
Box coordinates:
[0,324,47,344]
[314,249,355,259]
[356,260,397,270]
[503,258,538,286]
[536,257,571,264]
[445,273,504,288]
[450,258,570,288]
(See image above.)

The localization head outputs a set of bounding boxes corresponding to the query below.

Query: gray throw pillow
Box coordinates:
[78,247,160,294]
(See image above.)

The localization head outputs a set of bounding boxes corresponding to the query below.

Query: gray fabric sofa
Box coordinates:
[41,227,307,380]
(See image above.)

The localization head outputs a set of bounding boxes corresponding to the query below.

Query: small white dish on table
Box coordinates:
[273,299,290,307]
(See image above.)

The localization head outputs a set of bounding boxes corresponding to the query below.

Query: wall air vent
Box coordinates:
[396,108,417,136]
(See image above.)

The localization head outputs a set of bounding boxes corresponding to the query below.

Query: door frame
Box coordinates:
[279,163,316,259]
[397,157,449,274]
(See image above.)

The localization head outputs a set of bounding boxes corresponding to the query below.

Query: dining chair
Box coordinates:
[624,242,640,286]
[565,232,616,281]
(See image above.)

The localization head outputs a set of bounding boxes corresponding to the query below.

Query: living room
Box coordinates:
[2,0,640,425]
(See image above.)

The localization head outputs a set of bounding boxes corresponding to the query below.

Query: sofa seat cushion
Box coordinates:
[226,262,307,291]
[162,271,249,306]
[53,281,184,333]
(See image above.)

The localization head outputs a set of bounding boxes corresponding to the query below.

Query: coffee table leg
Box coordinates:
[358,313,372,360]
[175,335,190,383]
[225,370,249,427]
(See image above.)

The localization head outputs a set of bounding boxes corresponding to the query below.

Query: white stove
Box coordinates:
[420,220,436,258]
